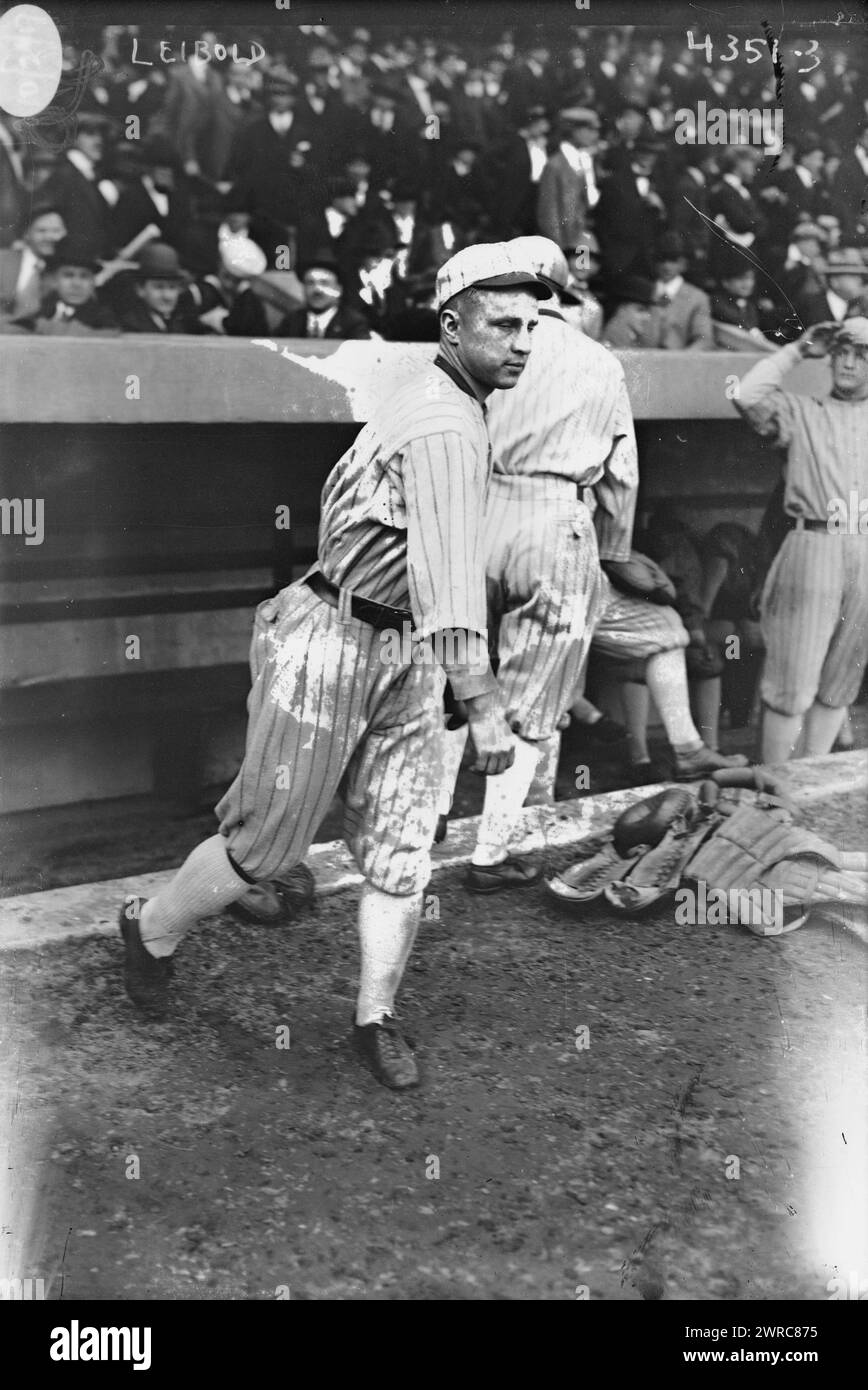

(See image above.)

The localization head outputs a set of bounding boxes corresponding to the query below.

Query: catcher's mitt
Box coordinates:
[602,552,677,606]
[613,787,697,857]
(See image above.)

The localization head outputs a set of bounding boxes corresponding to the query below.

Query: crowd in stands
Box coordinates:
[1,20,867,341]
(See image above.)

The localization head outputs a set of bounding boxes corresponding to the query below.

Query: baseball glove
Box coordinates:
[602,552,677,606]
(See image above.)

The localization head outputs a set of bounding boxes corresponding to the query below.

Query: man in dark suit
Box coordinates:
[536,106,602,251]
[708,148,768,280]
[16,235,119,333]
[223,64,319,263]
[594,135,668,283]
[830,125,868,243]
[109,136,192,259]
[36,113,119,256]
[0,113,25,249]
[793,246,868,328]
[480,104,550,239]
[501,40,552,122]
[275,251,371,338]
[119,241,212,333]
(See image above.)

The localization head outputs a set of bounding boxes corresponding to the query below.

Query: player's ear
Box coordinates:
[440,306,460,343]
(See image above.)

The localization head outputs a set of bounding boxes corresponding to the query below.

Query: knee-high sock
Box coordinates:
[472,736,540,866]
[138,834,251,958]
[802,702,846,757]
[439,724,468,815]
[691,675,722,752]
[761,706,804,763]
[526,732,560,806]
[621,680,651,762]
[645,648,701,751]
[356,884,422,1025]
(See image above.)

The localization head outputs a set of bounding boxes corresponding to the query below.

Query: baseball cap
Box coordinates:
[508,235,571,293]
[435,241,552,311]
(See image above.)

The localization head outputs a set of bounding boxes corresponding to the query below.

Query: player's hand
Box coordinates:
[799,322,838,358]
[464,693,515,776]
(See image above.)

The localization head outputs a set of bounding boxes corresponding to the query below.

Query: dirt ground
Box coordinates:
[2,792,866,1302]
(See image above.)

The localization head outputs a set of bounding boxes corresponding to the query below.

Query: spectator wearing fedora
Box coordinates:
[18,235,119,333]
[37,113,119,257]
[536,106,601,250]
[647,232,713,350]
[594,134,668,282]
[275,251,371,339]
[797,247,868,327]
[601,275,658,348]
[119,242,210,333]
[711,262,765,338]
[0,204,66,325]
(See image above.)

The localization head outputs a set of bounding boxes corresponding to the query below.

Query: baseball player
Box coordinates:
[441,236,747,891]
[734,316,868,763]
[119,242,552,1090]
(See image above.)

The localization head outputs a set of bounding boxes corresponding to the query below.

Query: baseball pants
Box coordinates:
[216,579,445,896]
[590,573,690,662]
[760,530,868,715]
[484,474,603,741]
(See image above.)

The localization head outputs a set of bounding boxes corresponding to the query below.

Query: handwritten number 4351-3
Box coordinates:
[687,32,821,74]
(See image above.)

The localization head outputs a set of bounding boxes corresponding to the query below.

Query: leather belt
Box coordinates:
[304,569,411,632]
[786,516,828,532]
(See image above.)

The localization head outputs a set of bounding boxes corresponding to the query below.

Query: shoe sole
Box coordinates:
[466,872,542,895]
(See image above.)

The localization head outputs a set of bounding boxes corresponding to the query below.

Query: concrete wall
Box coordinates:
[1,340,809,811]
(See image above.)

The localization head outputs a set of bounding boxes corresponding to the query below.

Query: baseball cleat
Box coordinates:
[119,896,173,1018]
[546,840,642,910]
[674,745,749,781]
[466,855,543,893]
[353,1014,419,1090]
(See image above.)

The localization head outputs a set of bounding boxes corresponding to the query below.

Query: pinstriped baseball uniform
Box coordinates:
[216,362,494,896]
[485,306,682,739]
[735,341,868,714]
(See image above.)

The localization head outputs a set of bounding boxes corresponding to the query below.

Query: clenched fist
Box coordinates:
[464,691,515,777]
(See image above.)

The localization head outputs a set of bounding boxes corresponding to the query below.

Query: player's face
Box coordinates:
[451,287,539,389]
[831,343,868,398]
